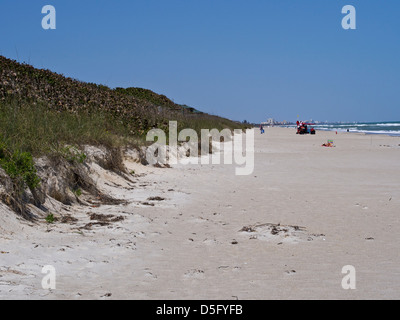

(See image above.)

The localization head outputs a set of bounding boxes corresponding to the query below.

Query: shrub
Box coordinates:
[0,141,41,191]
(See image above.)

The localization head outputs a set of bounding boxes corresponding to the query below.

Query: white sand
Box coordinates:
[1,127,399,299]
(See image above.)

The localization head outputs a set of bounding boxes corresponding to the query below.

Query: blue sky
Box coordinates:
[1,0,399,123]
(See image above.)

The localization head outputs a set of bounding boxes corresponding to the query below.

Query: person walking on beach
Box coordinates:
[260,124,264,134]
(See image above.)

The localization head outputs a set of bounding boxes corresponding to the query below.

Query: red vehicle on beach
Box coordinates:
[296,121,316,135]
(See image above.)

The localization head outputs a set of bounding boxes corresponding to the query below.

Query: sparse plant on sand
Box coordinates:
[73,188,82,197]
[45,213,55,224]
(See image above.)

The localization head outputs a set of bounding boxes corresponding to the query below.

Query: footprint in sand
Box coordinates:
[218,266,241,273]
[285,270,296,275]
[183,269,205,280]
[144,272,158,280]
[203,238,220,246]
[355,203,369,210]
[111,240,137,250]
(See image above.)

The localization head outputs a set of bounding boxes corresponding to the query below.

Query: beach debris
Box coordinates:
[0,267,25,276]
[147,196,165,201]
[88,213,124,223]
[79,213,124,230]
[311,233,326,237]
[239,226,256,233]
[379,144,400,148]
[141,201,155,206]
[239,223,323,243]
[60,214,78,224]
[81,222,110,230]
[153,163,171,168]
[270,225,282,235]
[218,266,230,270]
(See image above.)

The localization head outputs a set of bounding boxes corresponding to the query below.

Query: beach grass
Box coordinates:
[0,99,137,157]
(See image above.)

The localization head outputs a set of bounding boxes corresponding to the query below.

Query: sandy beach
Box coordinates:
[1,127,399,300]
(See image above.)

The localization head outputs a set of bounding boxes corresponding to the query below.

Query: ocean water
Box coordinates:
[288,122,400,136]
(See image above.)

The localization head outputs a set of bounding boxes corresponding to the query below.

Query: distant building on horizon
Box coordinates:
[260,118,277,126]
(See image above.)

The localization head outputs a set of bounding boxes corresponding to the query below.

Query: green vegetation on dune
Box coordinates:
[0,55,247,148]
[0,99,138,156]
[115,87,179,111]
[0,141,40,191]
[115,87,203,114]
